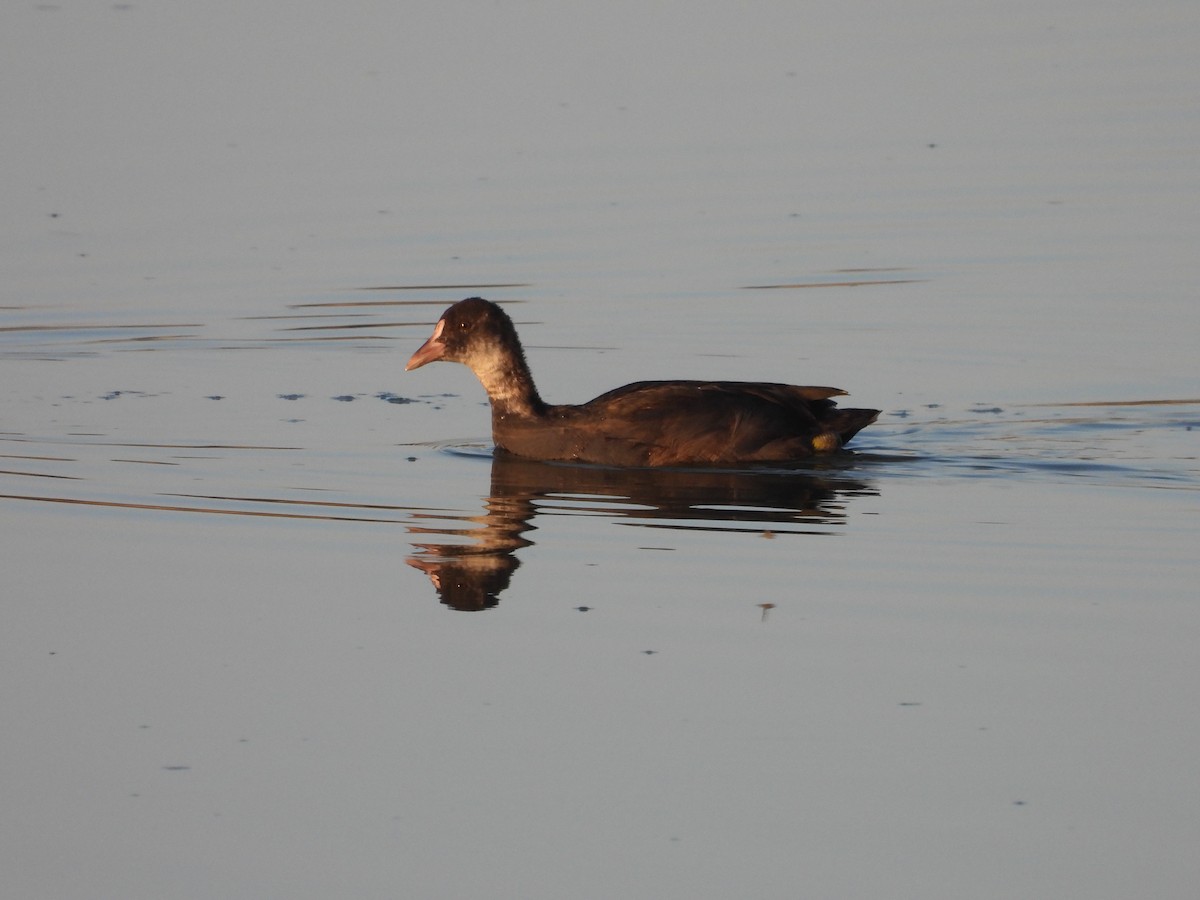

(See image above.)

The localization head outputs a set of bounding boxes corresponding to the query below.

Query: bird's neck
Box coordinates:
[473,350,546,419]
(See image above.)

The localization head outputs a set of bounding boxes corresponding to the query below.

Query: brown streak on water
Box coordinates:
[1023,399,1200,407]
[0,492,405,524]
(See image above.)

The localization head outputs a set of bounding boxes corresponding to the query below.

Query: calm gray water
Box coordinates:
[3,3,1198,899]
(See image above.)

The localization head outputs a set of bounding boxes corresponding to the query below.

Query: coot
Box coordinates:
[406,297,879,466]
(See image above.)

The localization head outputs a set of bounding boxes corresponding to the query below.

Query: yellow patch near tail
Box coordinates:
[811,432,842,453]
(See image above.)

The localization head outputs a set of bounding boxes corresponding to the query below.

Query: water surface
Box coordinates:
[3,3,1198,899]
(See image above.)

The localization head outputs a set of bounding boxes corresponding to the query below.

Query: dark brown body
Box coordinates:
[495,380,876,466]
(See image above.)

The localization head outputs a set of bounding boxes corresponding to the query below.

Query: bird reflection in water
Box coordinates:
[407,453,877,611]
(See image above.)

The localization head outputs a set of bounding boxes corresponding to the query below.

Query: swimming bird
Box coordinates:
[406,297,879,467]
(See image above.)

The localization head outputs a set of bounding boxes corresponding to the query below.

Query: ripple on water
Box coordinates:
[2,391,1196,561]
[859,401,1199,488]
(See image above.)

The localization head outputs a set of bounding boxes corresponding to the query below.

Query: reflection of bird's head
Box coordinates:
[407,551,520,612]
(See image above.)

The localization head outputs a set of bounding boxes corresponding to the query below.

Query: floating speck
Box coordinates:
[376,392,415,404]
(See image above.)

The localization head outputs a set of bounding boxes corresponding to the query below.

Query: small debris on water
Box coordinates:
[376,392,415,404]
